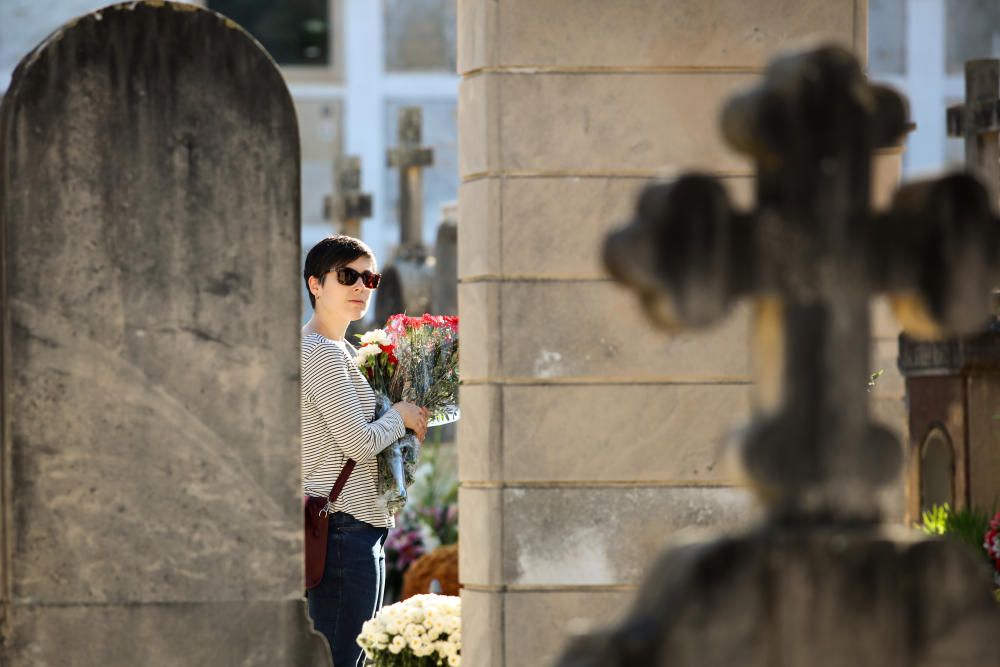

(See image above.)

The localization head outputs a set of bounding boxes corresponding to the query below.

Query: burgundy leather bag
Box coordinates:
[304,459,356,590]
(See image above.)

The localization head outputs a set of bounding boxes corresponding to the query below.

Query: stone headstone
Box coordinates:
[0,3,327,664]
[947,59,1000,210]
[376,107,436,325]
[559,44,1000,666]
[324,155,372,238]
[432,201,458,316]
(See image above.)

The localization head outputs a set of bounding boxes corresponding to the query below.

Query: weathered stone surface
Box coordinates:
[456,177,500,278]
[457,487,503,585]
[459,590,504,667]
[872,396,909,522]
[457,72,497,176]
[459,486,755,587]
[459,177,754,280]
[2,601,328,666]
[557,528,1000,667]
[456,282,501,380]
[459,383,750,483]
[0,3,323,662]
[459,282,751,381]
[457,0,862,73]
[455,383,502,482]
[459,73,756,175]
[505,590,632,667]
[459,588,635,667]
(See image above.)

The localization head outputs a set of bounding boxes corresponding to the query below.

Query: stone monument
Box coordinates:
[558,44,1000,666]
[376,107,437,324]
[324,155,372,239]
[0,2,327,664]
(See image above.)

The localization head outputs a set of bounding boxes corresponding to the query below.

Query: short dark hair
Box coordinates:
[303,235,376,309]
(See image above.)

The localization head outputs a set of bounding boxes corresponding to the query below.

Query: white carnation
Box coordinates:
[355,343,382,362]
[360,328,391,346]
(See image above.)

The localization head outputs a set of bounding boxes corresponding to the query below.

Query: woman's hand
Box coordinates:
[393,401,429,441]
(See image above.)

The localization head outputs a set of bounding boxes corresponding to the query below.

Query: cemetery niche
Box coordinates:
[899,58,1000,523]
[558,44,1000,667]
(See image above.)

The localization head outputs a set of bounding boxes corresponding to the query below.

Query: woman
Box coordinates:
[301,235,428,665]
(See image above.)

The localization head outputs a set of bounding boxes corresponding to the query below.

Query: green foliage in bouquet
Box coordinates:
[918,503,994,567]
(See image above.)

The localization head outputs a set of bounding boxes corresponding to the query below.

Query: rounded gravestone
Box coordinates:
[0,2,327,664]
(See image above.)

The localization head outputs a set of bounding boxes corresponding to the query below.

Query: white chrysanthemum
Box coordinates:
[403,623,424,643]
[406,606,426,624]
[412,636,436,657]
[389,635,407,654]
[360,328,391,346]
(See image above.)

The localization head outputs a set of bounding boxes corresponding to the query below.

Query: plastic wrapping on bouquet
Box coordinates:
[385,440,407,503]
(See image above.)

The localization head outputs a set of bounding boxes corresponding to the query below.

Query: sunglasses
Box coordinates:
[331,266,381,289]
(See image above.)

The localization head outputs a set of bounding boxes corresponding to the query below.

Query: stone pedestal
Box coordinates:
[0,3,327,664]
[560,527,998,667]
[456,2,877,664]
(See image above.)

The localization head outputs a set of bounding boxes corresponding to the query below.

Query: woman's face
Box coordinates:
[314,255,377,323]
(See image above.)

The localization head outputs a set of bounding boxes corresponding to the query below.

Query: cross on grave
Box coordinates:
[559,45,1000,666]
[947,59,1000,210]
[387,107,434,260]
[324,155,372,238]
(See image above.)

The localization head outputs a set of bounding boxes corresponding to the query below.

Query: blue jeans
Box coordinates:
[308,512,388,667]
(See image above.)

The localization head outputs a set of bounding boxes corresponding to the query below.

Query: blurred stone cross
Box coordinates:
[948,59,1000,208]
[324,155,372,238]
[559,45,1000,666]
[387,107,434,259]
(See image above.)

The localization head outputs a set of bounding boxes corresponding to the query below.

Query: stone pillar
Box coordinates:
[457,2,871,664]
[0,3,327,664]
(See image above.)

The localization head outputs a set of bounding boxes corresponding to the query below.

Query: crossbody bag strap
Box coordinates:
[320,459,356,516]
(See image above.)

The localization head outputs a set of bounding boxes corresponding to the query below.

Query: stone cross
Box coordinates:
[947,59,1000,209]
[324,155,372,238]
[0,3,327,664]
[559,45,1000,666]
[605,45,1000,522]
[387,107,434,259]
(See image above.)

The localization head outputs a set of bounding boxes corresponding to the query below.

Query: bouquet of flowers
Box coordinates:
[356,314,459,514]
[983,511,1000,588]
[357,594,461,667]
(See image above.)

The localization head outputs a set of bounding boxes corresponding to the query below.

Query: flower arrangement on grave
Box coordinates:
[982,510,1000,592]
[920,503,994,566]
[357,594,462,667]
[921,503,1000,599]
[355,314,460,514]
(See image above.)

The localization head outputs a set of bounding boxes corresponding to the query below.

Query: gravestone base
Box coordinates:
[2,601,327,666]
[559,525,999,667]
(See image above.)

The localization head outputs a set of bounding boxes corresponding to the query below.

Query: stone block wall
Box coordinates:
[456,2,877,664]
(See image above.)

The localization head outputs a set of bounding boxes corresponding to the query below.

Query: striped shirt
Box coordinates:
[302,332,405,528]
